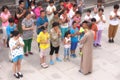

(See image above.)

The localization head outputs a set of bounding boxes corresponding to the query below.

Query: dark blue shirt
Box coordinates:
[36,16,48,34]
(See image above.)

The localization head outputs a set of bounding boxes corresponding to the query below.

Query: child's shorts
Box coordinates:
[71,41,78,50]
[40,49,47,58]
[12,55,23,63]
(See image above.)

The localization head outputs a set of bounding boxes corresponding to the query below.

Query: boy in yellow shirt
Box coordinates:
[37,26,50,68]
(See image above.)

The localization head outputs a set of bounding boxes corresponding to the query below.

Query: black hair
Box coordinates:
[72,21,77,25]
[25,11,31,17]
[54,11,58,15]
[98,8,104,12]
[41,26,47,31]
[37,1,42,6]
[11,31,19,37]
[91,18,96,22]
[65,0,69,2]
[19,0,24,5]
[73,4,77,8]
[49,0,54,4]
[40,10,45,13]
[59,0,64,3]
[87,9,91,13]
[82,20,88,24]
[9,18,14,23]
[64,30,70,37]
[1,5,8,12]
[114,4,119,9]
[52,22,59,28]
[76,11,81,15]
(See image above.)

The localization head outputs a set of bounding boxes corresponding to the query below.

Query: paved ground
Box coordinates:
[0,5,120,80]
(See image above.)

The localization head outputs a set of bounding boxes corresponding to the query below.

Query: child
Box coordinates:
[84,9,93,22]
[63,30,71,61]
[9,31,24,79]
[73,11,81,30]
[70,21,79,58]
[37,26,49,68]
[6,18,17,47]
[91,18,98,47]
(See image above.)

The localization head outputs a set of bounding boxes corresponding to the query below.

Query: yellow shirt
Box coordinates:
[37,32,50,49]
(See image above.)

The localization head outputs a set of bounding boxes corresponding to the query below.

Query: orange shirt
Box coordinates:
[92,23,98,40]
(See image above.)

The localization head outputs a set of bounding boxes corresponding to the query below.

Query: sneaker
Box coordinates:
[28,52,33,55]
[14,73,20,79]
[17,72,23,78]
[24,53,28,56]
[72,54,77,58]
[50,60,54,65]
[111,39,114,43]
[97,44,101,47]
[41,63,49,68]
[108,39,112,43]
[56,58,62,62]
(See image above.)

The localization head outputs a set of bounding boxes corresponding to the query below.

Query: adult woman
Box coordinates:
[49,22,62,65]
[9,31,24,79]
[22,12,34,56]
[0,5,11,47]
[79,22,94,75]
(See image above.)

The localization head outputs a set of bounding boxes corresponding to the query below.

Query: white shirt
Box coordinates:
[60,14,69,28]
[68,9,75,27]
[9,37,24,59]
[109,11,120,25]
[64,37,71,48]
[95,14,106,30]
[84,14,93,21]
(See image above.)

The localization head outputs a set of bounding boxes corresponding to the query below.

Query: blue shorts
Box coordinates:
[71,42,78,50]
[12,55,23,63]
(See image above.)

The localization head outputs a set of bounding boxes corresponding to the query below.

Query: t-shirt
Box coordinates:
[36,16,48,34]
[6,24,16,38]
[95,14,106,30]
[0,11,11,27]
[22,18,34,40]
[46,5,56,14]
[60,14,69,28]
[84,14,93,21]
[109,11,120,25]
[9,37,24,59]
[34,7,43,19]
[70,27,78,42]
[50,28,61,47]
[64,37,71,48]
[37,32,50,49]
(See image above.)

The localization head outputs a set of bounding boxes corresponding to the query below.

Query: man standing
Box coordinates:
[15,0,26,34]
[108,4,120,43]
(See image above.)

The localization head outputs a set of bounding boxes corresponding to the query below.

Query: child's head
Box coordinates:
[75,11,81,17]
[82,21,88,29]
[9,18,14,26]
[114,4,119,12]
[59,0,64,6]
[98,8,104,15]
[49,0,54,6]
[64,30,71,38]
[41,26,47,33]
[72,21,77,29]
[86,9,91,16]
[91,18,96,24]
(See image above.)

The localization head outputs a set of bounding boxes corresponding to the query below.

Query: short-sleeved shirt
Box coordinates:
[6,24,16,38]
[36,16,48,34]
[0,11,11,27]
[95,14,106,30]
[60,14,69,28]
[22,18,34,40]
[109,11,120,25]
[9,37,24,59]
[46,5,56,15]
[37,32,50,49]
[15,7,25,22]
[70,27,78,42]
[50,28,61,47]
[84,14,93,21]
